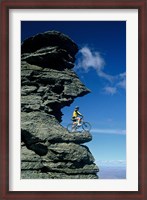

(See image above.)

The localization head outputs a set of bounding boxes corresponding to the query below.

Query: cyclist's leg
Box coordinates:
[72,119,77,131]
[77,117,82,126]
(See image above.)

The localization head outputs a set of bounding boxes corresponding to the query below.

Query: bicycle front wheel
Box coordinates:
[82,122,91,132]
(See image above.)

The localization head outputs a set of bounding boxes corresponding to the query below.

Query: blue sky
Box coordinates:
[21,21,126,166]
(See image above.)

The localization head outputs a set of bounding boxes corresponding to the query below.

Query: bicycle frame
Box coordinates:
[72,118,83,130]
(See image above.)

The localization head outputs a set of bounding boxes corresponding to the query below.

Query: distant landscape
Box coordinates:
[97,160,126,179]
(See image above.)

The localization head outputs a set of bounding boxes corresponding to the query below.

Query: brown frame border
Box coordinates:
[0,0,147,199]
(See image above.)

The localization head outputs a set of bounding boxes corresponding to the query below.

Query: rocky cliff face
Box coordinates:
[21,31,99,179]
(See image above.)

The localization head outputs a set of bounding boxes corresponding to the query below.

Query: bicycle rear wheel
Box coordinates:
[82,122,91,131]
[67,123,77,132]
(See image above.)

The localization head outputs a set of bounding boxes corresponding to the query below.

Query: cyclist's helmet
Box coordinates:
[75,106,79,110]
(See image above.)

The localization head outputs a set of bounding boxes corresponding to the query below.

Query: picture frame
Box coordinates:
[0,0,146,199]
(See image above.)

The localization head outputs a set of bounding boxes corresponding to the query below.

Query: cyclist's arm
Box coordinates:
[77,111,83,117]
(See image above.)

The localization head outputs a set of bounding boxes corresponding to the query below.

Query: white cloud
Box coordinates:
[98,71,115,82]
[91,128,126,135]
[119,72,126,79]
[76,46,105,72]
[103,86,117,95]
[76,47,115,82]
[97,160,126,166]
[76,46,126,95]
[117,72,126,89]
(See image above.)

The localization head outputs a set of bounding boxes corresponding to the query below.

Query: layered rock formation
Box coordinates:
[21,31,99,179]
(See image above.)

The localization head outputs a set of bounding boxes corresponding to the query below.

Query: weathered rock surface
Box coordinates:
[21,30,99,179]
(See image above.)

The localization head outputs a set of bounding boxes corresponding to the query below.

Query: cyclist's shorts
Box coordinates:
[72,117,77,121]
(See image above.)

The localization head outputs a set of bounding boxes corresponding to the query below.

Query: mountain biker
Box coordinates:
[72,106,83,126]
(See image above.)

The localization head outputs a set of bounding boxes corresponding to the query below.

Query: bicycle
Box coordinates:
[67,117,91,132]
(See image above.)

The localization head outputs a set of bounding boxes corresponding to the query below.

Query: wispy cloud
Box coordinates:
[91,128,126,135]
[97,160,126,166]
[103,86,117,95]
[76,46,126,95]
[117,72,126,89]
